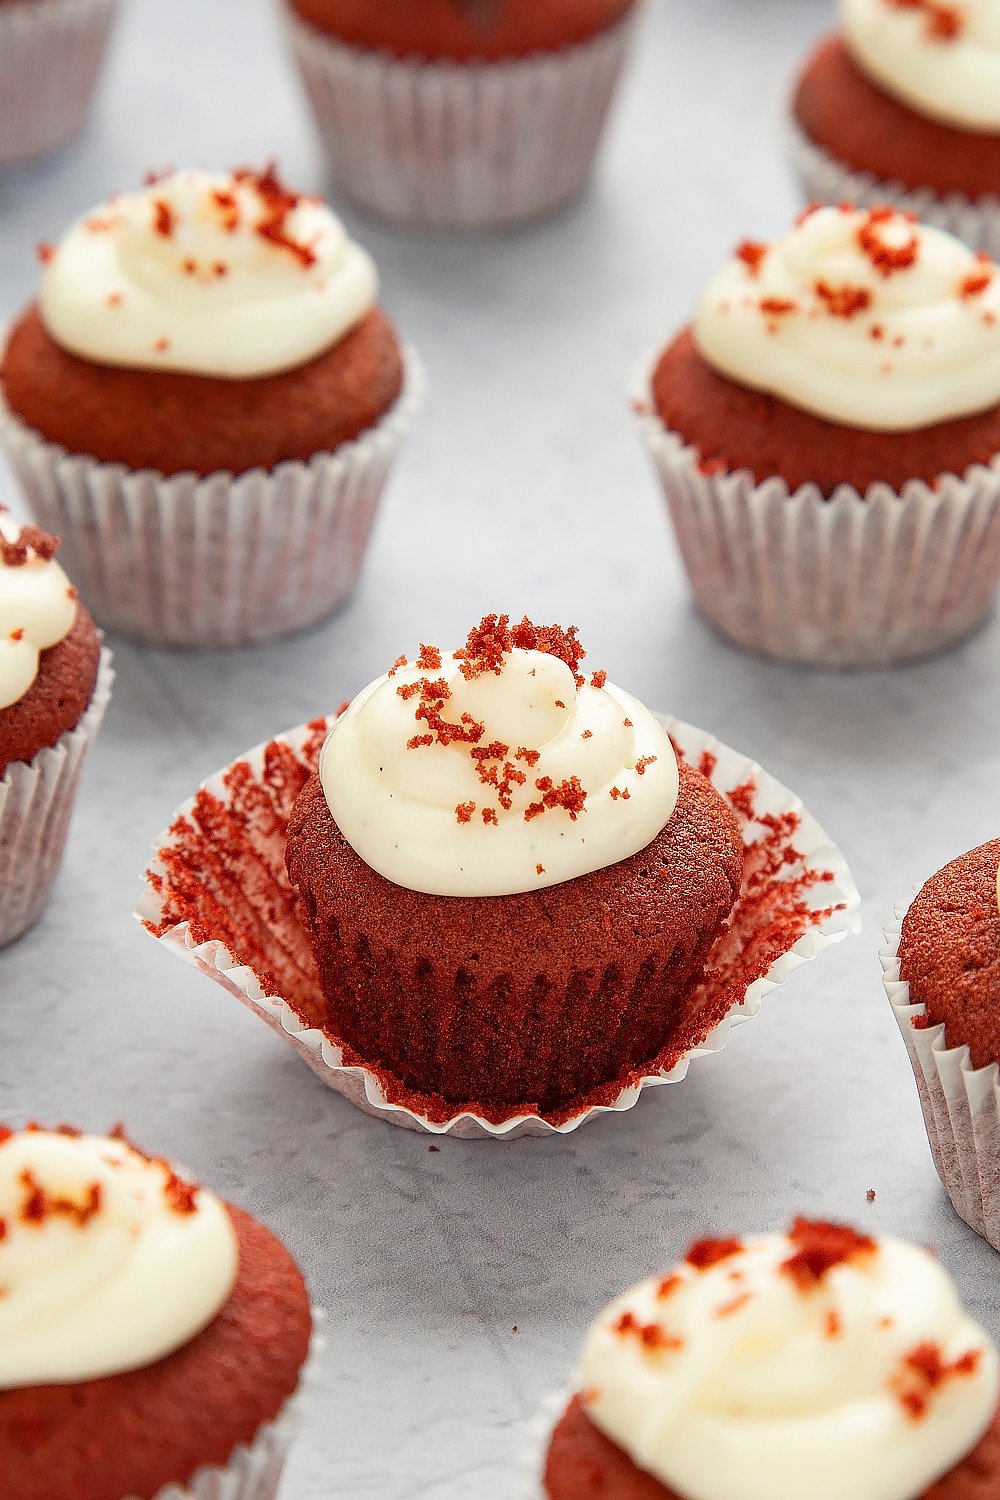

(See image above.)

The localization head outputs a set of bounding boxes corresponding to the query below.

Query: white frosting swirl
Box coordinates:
[843,0,1000,132]
[320,632,679,897]
[0,1129,239,1388]
[0,522,76,712]
[694,205,1000,431]
[578,1225,999,1500]
[39,168,378,378]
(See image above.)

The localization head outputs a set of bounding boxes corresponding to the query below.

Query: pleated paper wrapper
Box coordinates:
[634,369,1000,668]
[0,0,118,165]
[283,3,641,227]
[882,901,1000,1254]
[135,711,859,1141]
[0,351,424,648]
[0,648,113,947]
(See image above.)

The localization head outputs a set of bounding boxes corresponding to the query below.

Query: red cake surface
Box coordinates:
[3,1203,312,1500]
[1,303,405,479]
[899,839,1000,1071]
[0,572,101,777]
[794,34,1000,202]
[290,0,635,61]
[651,327,1000,495]
[544,1392,1000,1500]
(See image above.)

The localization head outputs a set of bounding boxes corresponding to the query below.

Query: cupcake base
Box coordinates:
[0,0,118,166]
[282,2,641,227]
[0,647,113,947]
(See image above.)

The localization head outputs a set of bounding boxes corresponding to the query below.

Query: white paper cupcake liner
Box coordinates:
[882,899,1000,1253]
[633,365,1000,667]
[282,3,641,227]
[0,647,113,947]
[0,0,118,166]
[151,1316,324,1500]
[0,349,424,648]
[134,711,859,1141]
[786,114,1000,260]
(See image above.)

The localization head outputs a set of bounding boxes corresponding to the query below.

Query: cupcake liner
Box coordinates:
[134,711,859,1140]
[0,647,113,947]
[785,113,1000,260]
[282,2,641,227]
[0,349,424,648]
[0,0,118,166]
[882,900,1000,1253]
[633,365,1000,667]
[152,1316,324,1500]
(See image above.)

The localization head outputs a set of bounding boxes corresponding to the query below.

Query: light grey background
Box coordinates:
[1,1,998,1496]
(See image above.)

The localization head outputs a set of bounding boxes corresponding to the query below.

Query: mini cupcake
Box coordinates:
[789,1,1000,256]
[0,165,421,647]
[883,840,1000,1254]
[635,203,1000,666]
[0,519,111,946]
[0,1122,316,1500]
[541,1218,1000,1499]
[282,0,641,226]
[0,0,118,167]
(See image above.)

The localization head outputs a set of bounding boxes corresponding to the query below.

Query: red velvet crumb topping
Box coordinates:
[781,1218,877,1290]
[1,525,59,567]
[687,1237,744,1270]
[896,1342,982,1420]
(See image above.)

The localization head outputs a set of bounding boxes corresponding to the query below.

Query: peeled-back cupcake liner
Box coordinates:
[151,1317,324,1500]
[633,366,1000,668]
[0,0,118,166]
[785,113,1000,260]
[882,900,1000,1254]
[135,711,859,1141]
[0,349,424,648]
[0,647,113,947]
[282,3,640,228]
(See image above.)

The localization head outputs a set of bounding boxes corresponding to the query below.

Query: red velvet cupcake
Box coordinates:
[540,1219,1000,1500]
[0,0,118,166]
[884,840,1000,1253]
[0,520,111,946]
[636,203,1000,665]
[0,166,421,647]
[0,1123,316,1500]
[789,3,1000,256]
[282,0,642,226]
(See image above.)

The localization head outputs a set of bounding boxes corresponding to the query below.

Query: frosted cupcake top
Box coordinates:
[0,522,76,711]
[0,1125,238,1388]
[38,166,377,379]
[842,0,1000,132]
[319,615,679,897]
[576,1219,999,1500]
[694,204,1000,431]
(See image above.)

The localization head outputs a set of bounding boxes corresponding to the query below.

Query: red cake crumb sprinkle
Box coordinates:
[536,864,545,875]
[154,338,171,354]
[152,199,176,238]
[590,670,607,690]
[0,1220,6,1241]
[416,644,442,671]
[781,1219,877,1290]
[867,1189,877,1202]
[815,281,873,318]
[870,323,886,340]
[35,242,54,265]
[17,1169,103,1229]
[857,208,919,276]
[232,163,318,269]
[609,787,631,801]
[455,613,587,687]
[214,262,228,278]
[455,801,476,824]
[736,240,769,277]
[760,297,797,317]
[895,1343,982,1420]
[826,1310,843,1339]
[163,1171,199,1215]
[9,628,23,642]
[717,1291,753,1318]
[613,1311,683,1354]
[399,675,484,749]
[925,3,964,40]
[657,1275,683,1301]
[516,747,541,767]
[482,808,499,826]
[525,775,587,823]
[687,1237,744,1270]
[0,525,59,567]
[106,292,124,308]
[212,188,240,232]
[581,730,593,740]
[635,756,657,777]
[960,269,993,299]
[387,654,408,677]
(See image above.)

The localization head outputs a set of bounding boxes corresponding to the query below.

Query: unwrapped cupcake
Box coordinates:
[0,165,421,647]
[0,1122,316,1500]
[0,519,111,945]
[884,839,1000,1254]
[635,203,1000,666]
[0,0,118,167]
[540,1218,1000,1499]
[790,1,1000,257]
[282,0,641,226]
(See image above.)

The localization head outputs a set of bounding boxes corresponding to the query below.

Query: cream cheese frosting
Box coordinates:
[694,204,1000,431]
[842,0,1000,132]
[577,1221,999,1500]
[0,521,76,712]
[0,1127,239,1388]
[319,616,679,897]
[39,166,378,379]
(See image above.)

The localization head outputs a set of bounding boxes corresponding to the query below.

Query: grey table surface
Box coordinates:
[2,0,999,1496]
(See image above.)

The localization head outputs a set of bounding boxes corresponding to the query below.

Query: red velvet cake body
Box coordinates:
[285,758,744,1115]
[0,604,100,776]
[2,1204,312,1500]
[794,34,1000,203]
[898,839,1000,1072]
